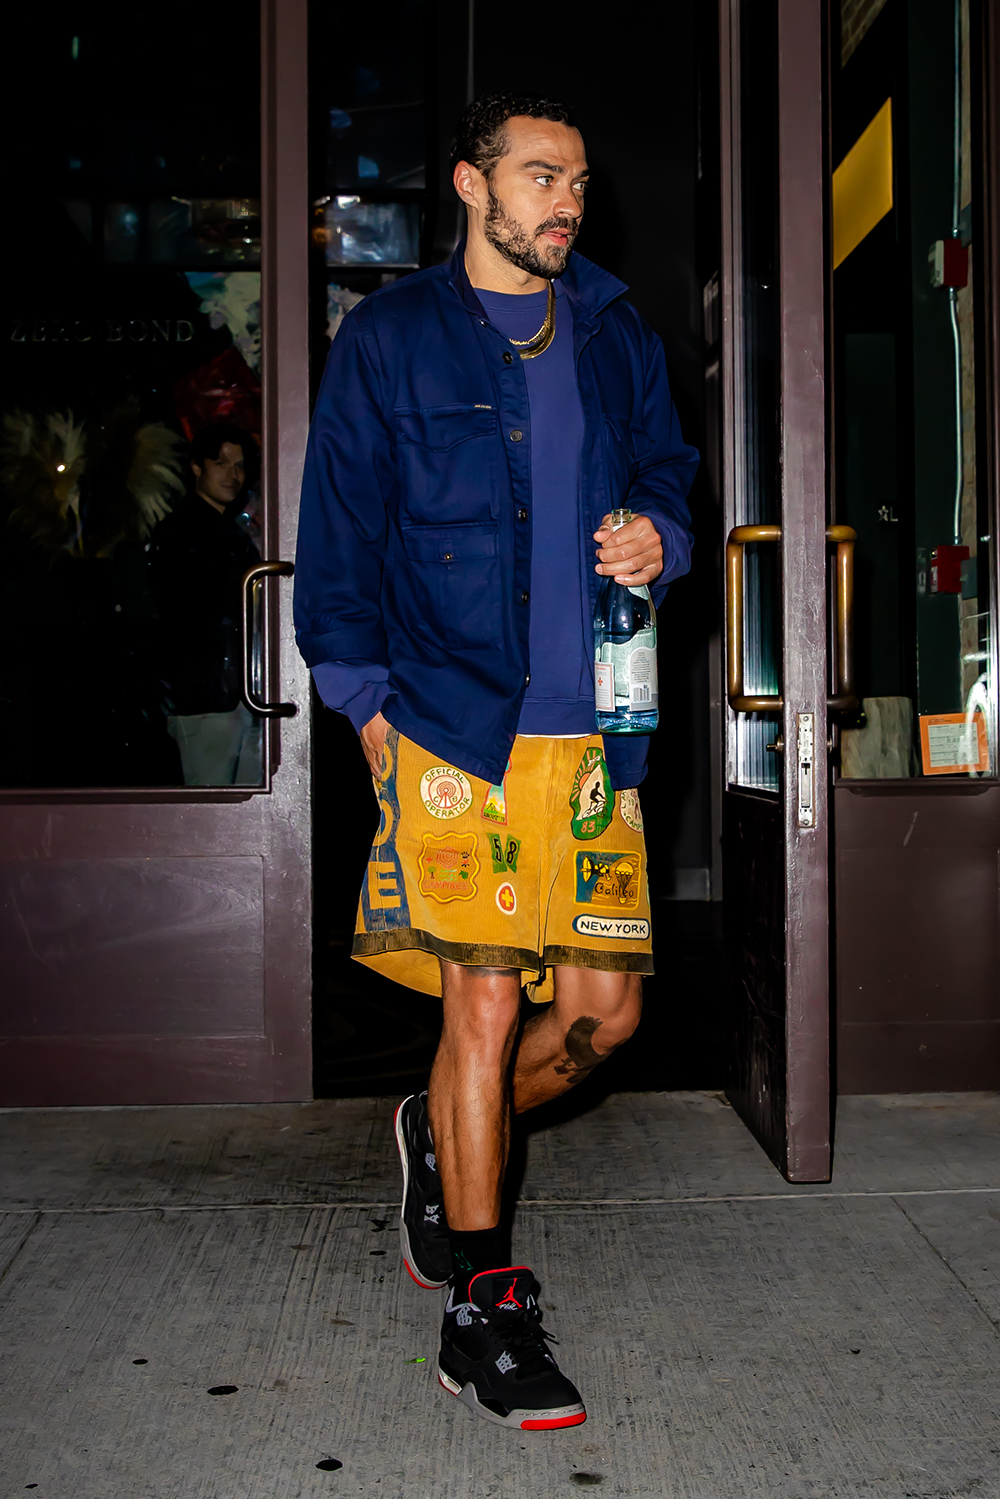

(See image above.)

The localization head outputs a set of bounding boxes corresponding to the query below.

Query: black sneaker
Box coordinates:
[438,1266,587,1430]
[394,1092,451,1289]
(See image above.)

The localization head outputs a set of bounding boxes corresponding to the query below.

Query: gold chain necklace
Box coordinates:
[506,282,556,360]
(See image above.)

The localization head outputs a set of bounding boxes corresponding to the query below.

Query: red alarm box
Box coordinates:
[930,544,970,594]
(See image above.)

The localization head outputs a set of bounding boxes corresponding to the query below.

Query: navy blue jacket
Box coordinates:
[294,245,698,788]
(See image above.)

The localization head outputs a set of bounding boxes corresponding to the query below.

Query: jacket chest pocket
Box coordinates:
[395,405,498,526]
[398,523,503,651]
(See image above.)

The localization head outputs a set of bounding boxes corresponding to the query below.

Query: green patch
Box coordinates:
[489,833,521,873]
[569,746,613,841]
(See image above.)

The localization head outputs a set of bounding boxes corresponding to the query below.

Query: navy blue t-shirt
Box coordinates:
[476,280,594,734]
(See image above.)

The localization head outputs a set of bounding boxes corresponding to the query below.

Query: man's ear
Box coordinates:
[453,159,481,207]
[190,461,202,482]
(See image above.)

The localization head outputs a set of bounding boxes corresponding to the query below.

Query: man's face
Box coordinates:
[192,442,245,509]
[482,117,588,279]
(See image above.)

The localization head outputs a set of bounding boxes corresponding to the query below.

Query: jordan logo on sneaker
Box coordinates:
[496,1281,523,1310]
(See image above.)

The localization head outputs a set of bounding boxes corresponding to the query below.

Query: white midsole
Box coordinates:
[439,1366,586,1429]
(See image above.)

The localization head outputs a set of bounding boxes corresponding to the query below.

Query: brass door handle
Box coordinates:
[726,524,782,711]
[725,524,857,715]
[241,560,297,718]
[826,525,858,713]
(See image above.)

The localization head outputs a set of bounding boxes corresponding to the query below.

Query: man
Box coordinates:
[148,422,262,786]
[295,93,697,1430]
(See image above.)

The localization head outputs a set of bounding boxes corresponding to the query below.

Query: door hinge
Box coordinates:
[797,712,815,829]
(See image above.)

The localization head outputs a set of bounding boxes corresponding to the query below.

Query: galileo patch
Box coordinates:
[575,851,642,910]
[618,787,643,833]
[420,765,473,820]
[417,832,479,903]
[572,914,650,940]
[569,746,613,840]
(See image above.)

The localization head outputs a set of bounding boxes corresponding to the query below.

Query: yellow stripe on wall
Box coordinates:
[832,98,894,270]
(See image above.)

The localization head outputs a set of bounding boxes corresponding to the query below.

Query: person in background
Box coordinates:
[148,422,262,786]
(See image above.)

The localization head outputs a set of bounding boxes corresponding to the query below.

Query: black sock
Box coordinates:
[449,1225,508,1303]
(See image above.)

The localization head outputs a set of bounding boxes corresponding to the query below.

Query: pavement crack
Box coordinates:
[892,1194,1000,1338]
[0,1212,41,1290]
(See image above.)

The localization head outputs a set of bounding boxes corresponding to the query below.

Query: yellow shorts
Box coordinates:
[352,726,653,1002]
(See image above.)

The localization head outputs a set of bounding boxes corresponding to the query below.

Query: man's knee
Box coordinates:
[439,962,521,1051]
[552,975,643,1084]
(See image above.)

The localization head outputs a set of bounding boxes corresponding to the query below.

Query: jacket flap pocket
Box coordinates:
[400,524,498,563]
[605,416,655,464]
[396,405,496,451]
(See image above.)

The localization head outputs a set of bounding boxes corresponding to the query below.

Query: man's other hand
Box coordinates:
[594,513,664,586]
[360,710,390,779]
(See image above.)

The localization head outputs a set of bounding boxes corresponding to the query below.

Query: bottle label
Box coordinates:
[597,629,658,711]
[595,661,615,711]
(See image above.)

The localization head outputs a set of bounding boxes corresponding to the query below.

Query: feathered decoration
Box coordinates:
[0,401,186,558]
[0,409,86,553]
[83,400,187,555]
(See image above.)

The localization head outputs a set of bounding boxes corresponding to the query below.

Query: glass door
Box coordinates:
[0,1,312,1105]
[720,0,834,1181]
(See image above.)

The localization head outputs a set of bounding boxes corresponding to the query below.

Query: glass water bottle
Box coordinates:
[594,508,659,734]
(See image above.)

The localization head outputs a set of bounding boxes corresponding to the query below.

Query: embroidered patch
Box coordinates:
[417,832,479,903]
[496,883,517,915]
[575,852,642,910]
[569,746,614,841]
[481,758,511,824]
[489,833,521,874]
[618,787,643,833]
[572,914,650,940]
[420,765,473,820]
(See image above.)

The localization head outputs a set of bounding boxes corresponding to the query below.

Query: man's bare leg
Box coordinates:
[513,968,643,1114]
[427,962,522,1231]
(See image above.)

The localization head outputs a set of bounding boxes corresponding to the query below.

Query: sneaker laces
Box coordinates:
[492,1299,558,1379]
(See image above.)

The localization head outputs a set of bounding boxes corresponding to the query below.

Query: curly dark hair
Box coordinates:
[450,92,575,178]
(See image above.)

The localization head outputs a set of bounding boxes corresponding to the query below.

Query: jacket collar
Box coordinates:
[447,240,627,323]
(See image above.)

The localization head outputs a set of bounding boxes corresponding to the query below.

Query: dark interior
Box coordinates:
[308,0,726,1097]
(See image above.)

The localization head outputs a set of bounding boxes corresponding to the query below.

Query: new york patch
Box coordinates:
[417,832,479,903]
[569,746,613,841]
[575,851,642,910]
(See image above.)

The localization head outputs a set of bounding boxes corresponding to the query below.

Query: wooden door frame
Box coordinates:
[256,0,313,1101]
[719,0,831,1181]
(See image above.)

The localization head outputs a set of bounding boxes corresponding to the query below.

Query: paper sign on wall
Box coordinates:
[918,712,988,776]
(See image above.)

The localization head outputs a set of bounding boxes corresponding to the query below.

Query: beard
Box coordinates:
[484,183,578,279]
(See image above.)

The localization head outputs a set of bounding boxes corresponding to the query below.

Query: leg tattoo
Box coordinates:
[553,1015,604,1084]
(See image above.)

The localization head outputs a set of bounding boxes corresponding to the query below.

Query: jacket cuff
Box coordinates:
[311,663,391,734]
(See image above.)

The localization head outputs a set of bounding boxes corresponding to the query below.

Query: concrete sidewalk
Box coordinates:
[2,1091,999,1498]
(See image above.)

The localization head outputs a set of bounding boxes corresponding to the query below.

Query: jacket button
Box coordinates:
[520,590,530,604]
[509,429,523,442]
[443,552,453,561]
[518,508,528,521]
[503,352,514,365]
